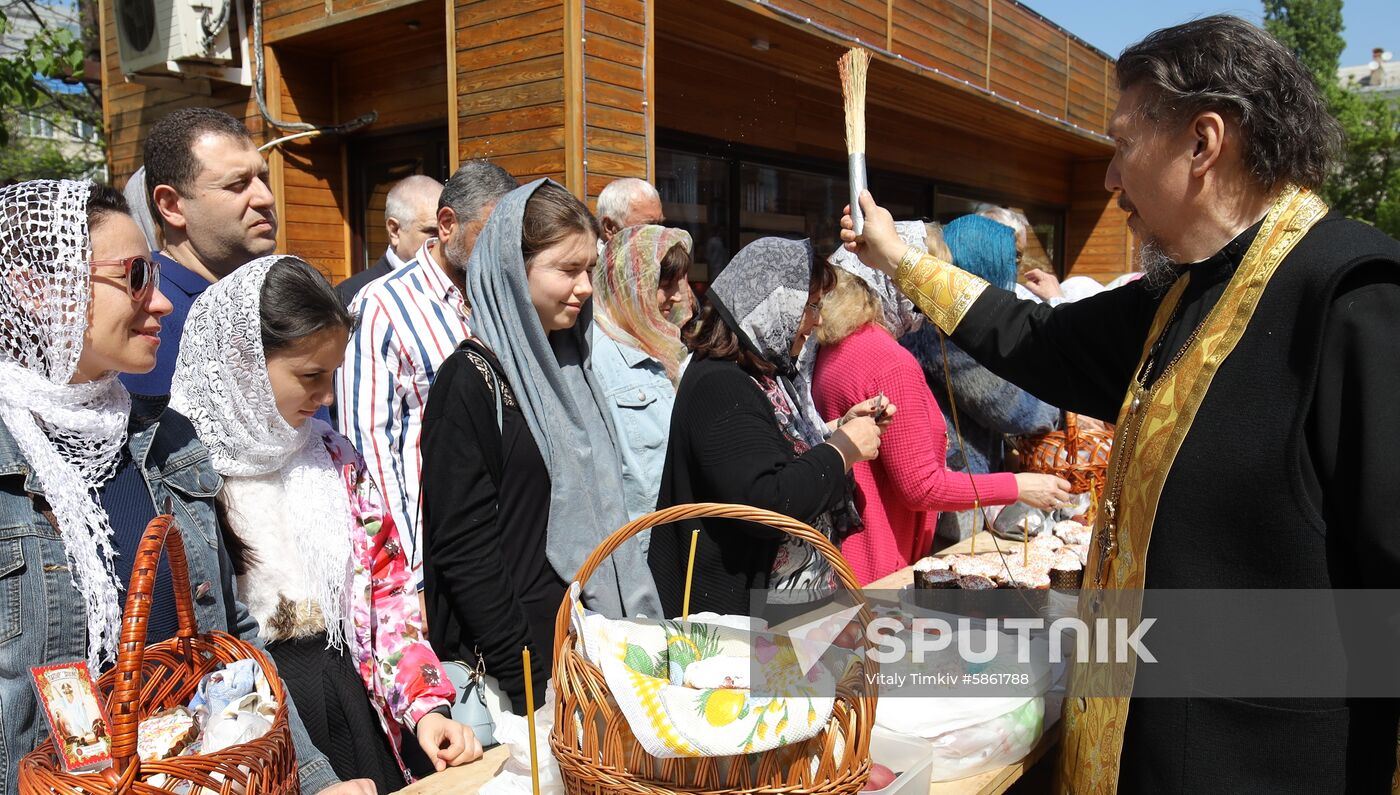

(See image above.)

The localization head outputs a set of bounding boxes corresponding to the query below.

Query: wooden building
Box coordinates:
[99,0,1132,284]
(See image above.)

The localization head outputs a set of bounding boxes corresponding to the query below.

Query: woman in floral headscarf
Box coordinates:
[648,237,893,618]
[170,256,480,790]
[590,224,694,522]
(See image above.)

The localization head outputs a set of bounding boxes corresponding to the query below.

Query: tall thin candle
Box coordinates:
[522,646,540,795]
[682,528,700,621]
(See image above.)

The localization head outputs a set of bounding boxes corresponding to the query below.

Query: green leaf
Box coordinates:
[623,643,655,677]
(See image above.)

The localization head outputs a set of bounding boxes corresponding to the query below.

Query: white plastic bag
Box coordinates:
[481,682,565,795]
[926,697,1044,782]
[873,627,1049,782]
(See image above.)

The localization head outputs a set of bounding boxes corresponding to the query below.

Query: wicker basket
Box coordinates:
[550,503,878,795]
[19,514,299,794]
[1013,413,1113,523]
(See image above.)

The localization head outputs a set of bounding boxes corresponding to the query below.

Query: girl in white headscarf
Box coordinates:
[169,255,480,790]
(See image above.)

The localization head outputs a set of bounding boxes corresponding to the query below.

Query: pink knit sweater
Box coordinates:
[813,323,1019,584]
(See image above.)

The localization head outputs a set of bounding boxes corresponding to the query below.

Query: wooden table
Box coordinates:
[400,745,508,795]
[402,547,1058,795]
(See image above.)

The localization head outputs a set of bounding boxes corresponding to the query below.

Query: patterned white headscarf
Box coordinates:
[0,179,133,670]
[826,220,928,339]
[169,255,353,649]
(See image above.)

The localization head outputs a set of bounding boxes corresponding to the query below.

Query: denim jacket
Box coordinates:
[589,325,676,533]
[0,395,338,795]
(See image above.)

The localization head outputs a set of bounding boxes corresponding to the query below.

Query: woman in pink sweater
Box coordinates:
[813,225,1071,584]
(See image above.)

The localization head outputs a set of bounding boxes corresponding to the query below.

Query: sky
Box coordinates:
[1021,0,1398,67]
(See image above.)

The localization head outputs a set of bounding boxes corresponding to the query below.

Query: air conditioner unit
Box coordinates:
[114,0,251,86]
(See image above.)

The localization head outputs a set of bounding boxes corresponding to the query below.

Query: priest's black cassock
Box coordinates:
[897,201,1400,793]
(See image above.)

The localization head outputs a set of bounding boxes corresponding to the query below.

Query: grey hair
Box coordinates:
[384,174,442,226]
[596,177,660,225]
[1116,14,1342,191]
[974,205,1029,241]
[438,159,519,223]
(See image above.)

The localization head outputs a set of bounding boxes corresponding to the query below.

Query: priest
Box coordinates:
[842,15,1400,794]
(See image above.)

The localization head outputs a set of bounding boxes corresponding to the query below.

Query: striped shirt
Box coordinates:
[336,239,469,589]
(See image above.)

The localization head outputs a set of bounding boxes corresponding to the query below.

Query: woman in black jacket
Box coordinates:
[420,180,661,712]
[649,237,889,617]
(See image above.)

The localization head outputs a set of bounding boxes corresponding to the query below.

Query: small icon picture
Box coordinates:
[30,662,114,772]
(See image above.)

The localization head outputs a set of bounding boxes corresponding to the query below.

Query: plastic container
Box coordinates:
[862,725,934,795]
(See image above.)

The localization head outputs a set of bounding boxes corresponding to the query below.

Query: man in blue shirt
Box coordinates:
[121,108,278,396]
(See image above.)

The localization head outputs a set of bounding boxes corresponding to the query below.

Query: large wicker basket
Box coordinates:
[19,514,299,794]
[550,503,878,795]
[1013,412,1113,523]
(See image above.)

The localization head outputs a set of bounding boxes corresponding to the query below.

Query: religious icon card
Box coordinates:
[30,662,114,772]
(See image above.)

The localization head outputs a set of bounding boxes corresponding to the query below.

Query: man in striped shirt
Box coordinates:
[336,160,519,589]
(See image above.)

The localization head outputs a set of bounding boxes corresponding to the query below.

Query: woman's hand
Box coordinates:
[1023,269,1064,301]
[415,712,484,772]
[1013,472,1074,512]
[839,191,906,277]
[826,416,884,469]
[836,394,897,431]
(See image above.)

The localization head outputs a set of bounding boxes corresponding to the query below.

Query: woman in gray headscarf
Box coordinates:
[648,237,891,618]
[420,179,660,712]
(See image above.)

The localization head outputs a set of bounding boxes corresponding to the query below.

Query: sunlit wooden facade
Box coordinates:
[99,0,1133,283]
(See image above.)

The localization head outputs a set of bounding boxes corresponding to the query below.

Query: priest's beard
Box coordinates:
[1137,240,1178,294]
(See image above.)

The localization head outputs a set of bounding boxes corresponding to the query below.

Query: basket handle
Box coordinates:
[552,502,871,661]
[106,511,200,770]
[1063,411,1081,461]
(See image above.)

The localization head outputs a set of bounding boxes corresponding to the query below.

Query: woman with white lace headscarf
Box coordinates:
[169,256,481,790]
[0,179,177,789]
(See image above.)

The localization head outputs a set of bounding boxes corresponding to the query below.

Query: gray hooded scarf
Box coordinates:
[707,237,830,442]
[707,237,860,595]
[465,179,662,619]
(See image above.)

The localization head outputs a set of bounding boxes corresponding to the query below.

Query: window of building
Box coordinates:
[22,115,55,139]
[657,136,1063,282]
[654,150,730,284]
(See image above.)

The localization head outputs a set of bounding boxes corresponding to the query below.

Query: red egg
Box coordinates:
[833,623,864,649]
[862,762,897,791]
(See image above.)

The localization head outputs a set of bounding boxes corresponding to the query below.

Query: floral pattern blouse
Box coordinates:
[328,429,456,779]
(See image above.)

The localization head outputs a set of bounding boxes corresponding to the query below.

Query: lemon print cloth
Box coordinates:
[567,583,837,758]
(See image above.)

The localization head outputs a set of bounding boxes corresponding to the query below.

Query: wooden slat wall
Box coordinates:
[1064,157,1132,279]
[581,0,648,203]
[262,0,327,37]
[894,0,987,85]
[337,25,448,131]
[455,0,568,183]
[989,3,1065,113]
[274,48,347,278]
[755,0,1120,137]
[769,0,887,52]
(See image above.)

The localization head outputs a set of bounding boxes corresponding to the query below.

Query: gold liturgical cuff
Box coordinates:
[895,250,990,335]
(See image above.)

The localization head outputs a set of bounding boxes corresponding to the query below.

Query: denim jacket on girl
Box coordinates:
[0,395,338,795]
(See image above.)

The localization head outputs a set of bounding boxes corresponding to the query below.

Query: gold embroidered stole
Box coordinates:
[1056,184,1329,793]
